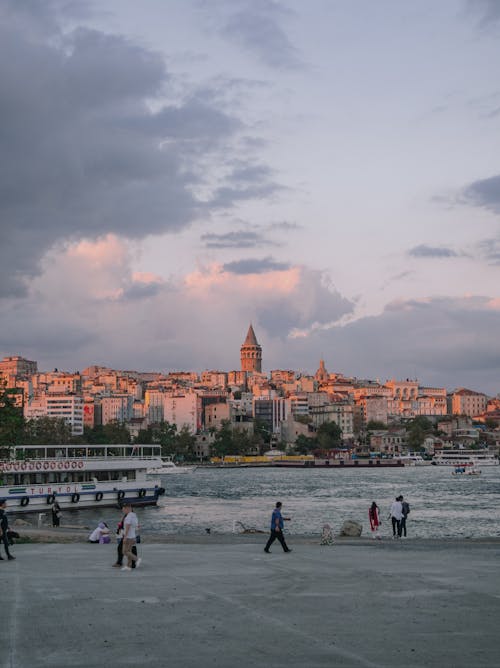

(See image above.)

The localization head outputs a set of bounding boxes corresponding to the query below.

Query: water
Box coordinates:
[66,466,500,539]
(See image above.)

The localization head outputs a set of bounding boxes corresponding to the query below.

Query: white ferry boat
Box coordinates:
[432,449,498,467]
[0,444,165,513]
[397,454,432,466]
[146,457,197,474]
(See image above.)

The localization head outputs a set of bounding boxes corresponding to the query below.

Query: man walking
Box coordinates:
[400,496,410,537]
[264,501,292,553]
[121,504,141,571]
[0,499,16,560]
[389,496,403,539]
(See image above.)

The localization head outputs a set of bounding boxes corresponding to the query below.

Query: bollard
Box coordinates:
[37,512,47,528]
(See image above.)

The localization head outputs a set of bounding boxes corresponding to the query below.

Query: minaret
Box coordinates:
[315,359,329,382]
[240,324,262,373]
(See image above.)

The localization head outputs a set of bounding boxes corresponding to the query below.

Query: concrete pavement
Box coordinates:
[1,538,499,668]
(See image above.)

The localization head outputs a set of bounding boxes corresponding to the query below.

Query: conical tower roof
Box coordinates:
[243,324,259,346]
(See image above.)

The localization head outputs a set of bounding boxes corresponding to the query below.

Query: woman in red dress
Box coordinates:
[368,501,382,539]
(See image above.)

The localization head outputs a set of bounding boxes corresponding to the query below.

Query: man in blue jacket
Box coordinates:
[264,501,292,553]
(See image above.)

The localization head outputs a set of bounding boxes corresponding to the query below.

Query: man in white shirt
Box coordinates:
[121,504,141,571]
[389,496,403,539]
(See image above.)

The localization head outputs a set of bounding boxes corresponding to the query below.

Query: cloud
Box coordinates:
[0,3,279,298]
[468,0,500,27]
[478,237,500,264]
[201,230,279,249]
[210,0,304,70]
[281,295,500,393]
[209,161,284,208]
[462,173,500,214]
[223,257,290,274]
[2,242,499,393]
[408,244,459,258]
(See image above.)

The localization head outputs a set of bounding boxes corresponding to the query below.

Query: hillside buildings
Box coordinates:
[0,326,497,452]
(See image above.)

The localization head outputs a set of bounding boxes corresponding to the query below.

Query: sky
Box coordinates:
[1,0,500,394]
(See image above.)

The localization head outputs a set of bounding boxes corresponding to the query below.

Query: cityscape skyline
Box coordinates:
[1,2,500,393]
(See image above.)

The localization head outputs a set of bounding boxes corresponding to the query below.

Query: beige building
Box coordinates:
[451,388,488,417]
[205,402,230,429]
[163,392,199,433]
[0,355,37,380]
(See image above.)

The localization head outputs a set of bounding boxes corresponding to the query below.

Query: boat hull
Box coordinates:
[0,481,165,514]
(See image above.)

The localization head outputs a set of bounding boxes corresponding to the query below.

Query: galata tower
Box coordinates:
[240,324,262,373]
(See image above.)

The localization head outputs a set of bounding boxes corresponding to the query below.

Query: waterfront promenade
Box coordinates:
[1,535,499,668]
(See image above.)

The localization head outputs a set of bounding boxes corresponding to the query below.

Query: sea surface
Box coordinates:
[68,465,500,539]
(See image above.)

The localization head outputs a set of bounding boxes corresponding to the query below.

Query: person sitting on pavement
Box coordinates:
[88,521,110,544]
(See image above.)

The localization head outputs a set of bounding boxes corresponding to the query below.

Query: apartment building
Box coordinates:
[451,388,488,417]
[25,394,84,435]
[253,397,288,434]
[100,395,134,425]
[308,402,354,440]
[0,355,38,380]
[163,392,200,433]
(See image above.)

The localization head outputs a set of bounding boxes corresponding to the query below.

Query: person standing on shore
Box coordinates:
[264,501,292,553]
[400,496,410,537]
[51,498,61,527]
[121,504,141,571]
[0,499,15,560]
[368,502,381,539]
[389,496,403,539]
[114,513,137,568]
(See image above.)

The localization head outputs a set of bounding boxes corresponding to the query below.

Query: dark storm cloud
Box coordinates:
[462,174,500,214]
[201,230,279,249]
[0,3,275,297]
[207,0,303,70]
[408,244,459,258]
[223,257,289,274]
[468,0,500,27]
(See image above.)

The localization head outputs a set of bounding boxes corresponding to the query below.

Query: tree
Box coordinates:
[0,383,24,447]
[406,416,433,450]
[294,434,318,455]
[212,421,238,457]
[23,417,72,445]
[135,427,153,444]
[83,421,131,444]
[176,425,197,461]
[152,421,178,456]
[316,421,342,449]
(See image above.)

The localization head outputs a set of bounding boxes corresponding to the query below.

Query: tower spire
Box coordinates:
[240,324,262,373]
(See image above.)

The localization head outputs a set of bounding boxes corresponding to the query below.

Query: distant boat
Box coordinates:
[146,457,197,474]
[433,449,498,467]
[396,454,432,466]
[451,465,481,477]
[0,444,165,513]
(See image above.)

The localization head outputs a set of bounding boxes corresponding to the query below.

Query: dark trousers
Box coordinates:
[1,530,13,558]
[117,539,137,567]
[265,529,290,552]
[391,517,402,537]
[400,517,407,537]
[52,512,60,527]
